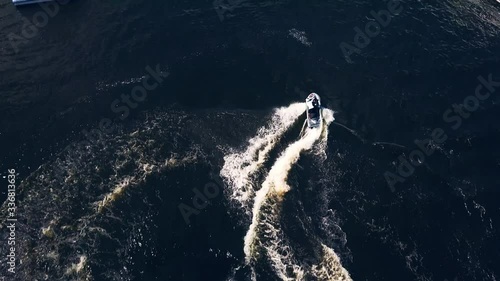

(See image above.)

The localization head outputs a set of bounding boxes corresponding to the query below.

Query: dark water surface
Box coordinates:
[0,0,499,280]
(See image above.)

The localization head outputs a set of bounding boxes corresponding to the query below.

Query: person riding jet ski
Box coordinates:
[305,93,322,128]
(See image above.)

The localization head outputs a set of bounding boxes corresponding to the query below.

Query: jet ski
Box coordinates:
[305,93,322,128]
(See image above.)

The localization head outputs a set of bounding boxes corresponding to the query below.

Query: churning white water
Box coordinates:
[221,103,306,212]
[222,104,352,280]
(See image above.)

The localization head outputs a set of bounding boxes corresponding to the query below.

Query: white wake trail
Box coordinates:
[243,125,322,279]
[221,103,305,212]
[311,244,353,281]
[222,105,352,280]
[243,108,352,281]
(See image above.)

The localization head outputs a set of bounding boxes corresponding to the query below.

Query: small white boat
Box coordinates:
[305,93,322,128]
[13,0,54,6]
